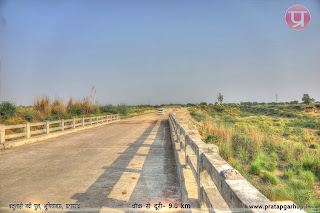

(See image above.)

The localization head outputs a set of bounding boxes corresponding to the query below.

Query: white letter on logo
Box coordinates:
[288,11,307,27]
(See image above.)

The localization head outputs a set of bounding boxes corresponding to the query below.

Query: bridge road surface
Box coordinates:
[0,112,183,213]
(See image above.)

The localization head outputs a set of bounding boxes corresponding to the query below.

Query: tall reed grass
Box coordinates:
[34,96,51,116]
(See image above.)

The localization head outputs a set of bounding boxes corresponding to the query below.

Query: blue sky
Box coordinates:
[1,0,319,105]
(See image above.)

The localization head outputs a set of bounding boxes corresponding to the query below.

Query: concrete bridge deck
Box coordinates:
[0,113,181,212]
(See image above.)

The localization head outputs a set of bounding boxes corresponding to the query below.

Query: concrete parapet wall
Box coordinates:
[168,112,302,212]
[0,114,120,150]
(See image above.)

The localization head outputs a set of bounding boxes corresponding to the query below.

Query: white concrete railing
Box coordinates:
[0,114,119,143]
[168,113,300,212]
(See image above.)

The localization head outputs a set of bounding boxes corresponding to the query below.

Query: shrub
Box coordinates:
[0,101,17,119]
[294,143,306,156]
[292,127,305,136]
[204,135,219,144]
[293,189,314,205]
[67,106,85,116]
[300,170,315,189]
[250,160,261,175]
[219,143,232,161]
[262,171,278,185]
[271,185,293,201]
[302,155,320,178]
[100,105,118,114]
[266,161,276,172]
[270,151,278,161]
[16,107,42,122]
[303,156,315,171]
[288,178,305,190]
[5,117,28,125]
[117,104,130,116]
[74,107,85,116]
[282,126,290,137]
[283,169,294,180]
[257,152,267,167]
[309,143,319,149]
[91,105,100,114]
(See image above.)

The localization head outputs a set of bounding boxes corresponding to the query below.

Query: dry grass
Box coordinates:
[83,97,93,112]
[66,97,99,115]
[34,96,51,116]
[51,98,66,115]
[67,97,73,108]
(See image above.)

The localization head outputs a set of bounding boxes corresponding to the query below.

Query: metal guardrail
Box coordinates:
[0,114,120,143]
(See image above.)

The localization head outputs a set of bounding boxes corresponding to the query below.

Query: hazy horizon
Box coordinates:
[1,0,319,106]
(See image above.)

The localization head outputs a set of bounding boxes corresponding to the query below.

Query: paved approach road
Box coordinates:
[0,113,181,212]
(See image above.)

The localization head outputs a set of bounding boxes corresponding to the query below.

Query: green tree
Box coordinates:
[302,94,315,105]
[290,100,299,104]
[0,101,17,119]
[218,93,223,105]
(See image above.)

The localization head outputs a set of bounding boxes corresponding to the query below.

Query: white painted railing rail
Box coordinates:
[0,114,119,143]
[168,112,301,212]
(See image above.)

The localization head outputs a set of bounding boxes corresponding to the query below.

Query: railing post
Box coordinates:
[197,151,202,207]
[185,135,190,169]
[46,120,50,134]
[61,119,65,131]
[73,118,76,128]
[26,122,31,139]
[0,124,5,143]
[82,117,85,127]
[90,117,92,125]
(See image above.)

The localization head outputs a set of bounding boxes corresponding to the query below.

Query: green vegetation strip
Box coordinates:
[189,104,320,210]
